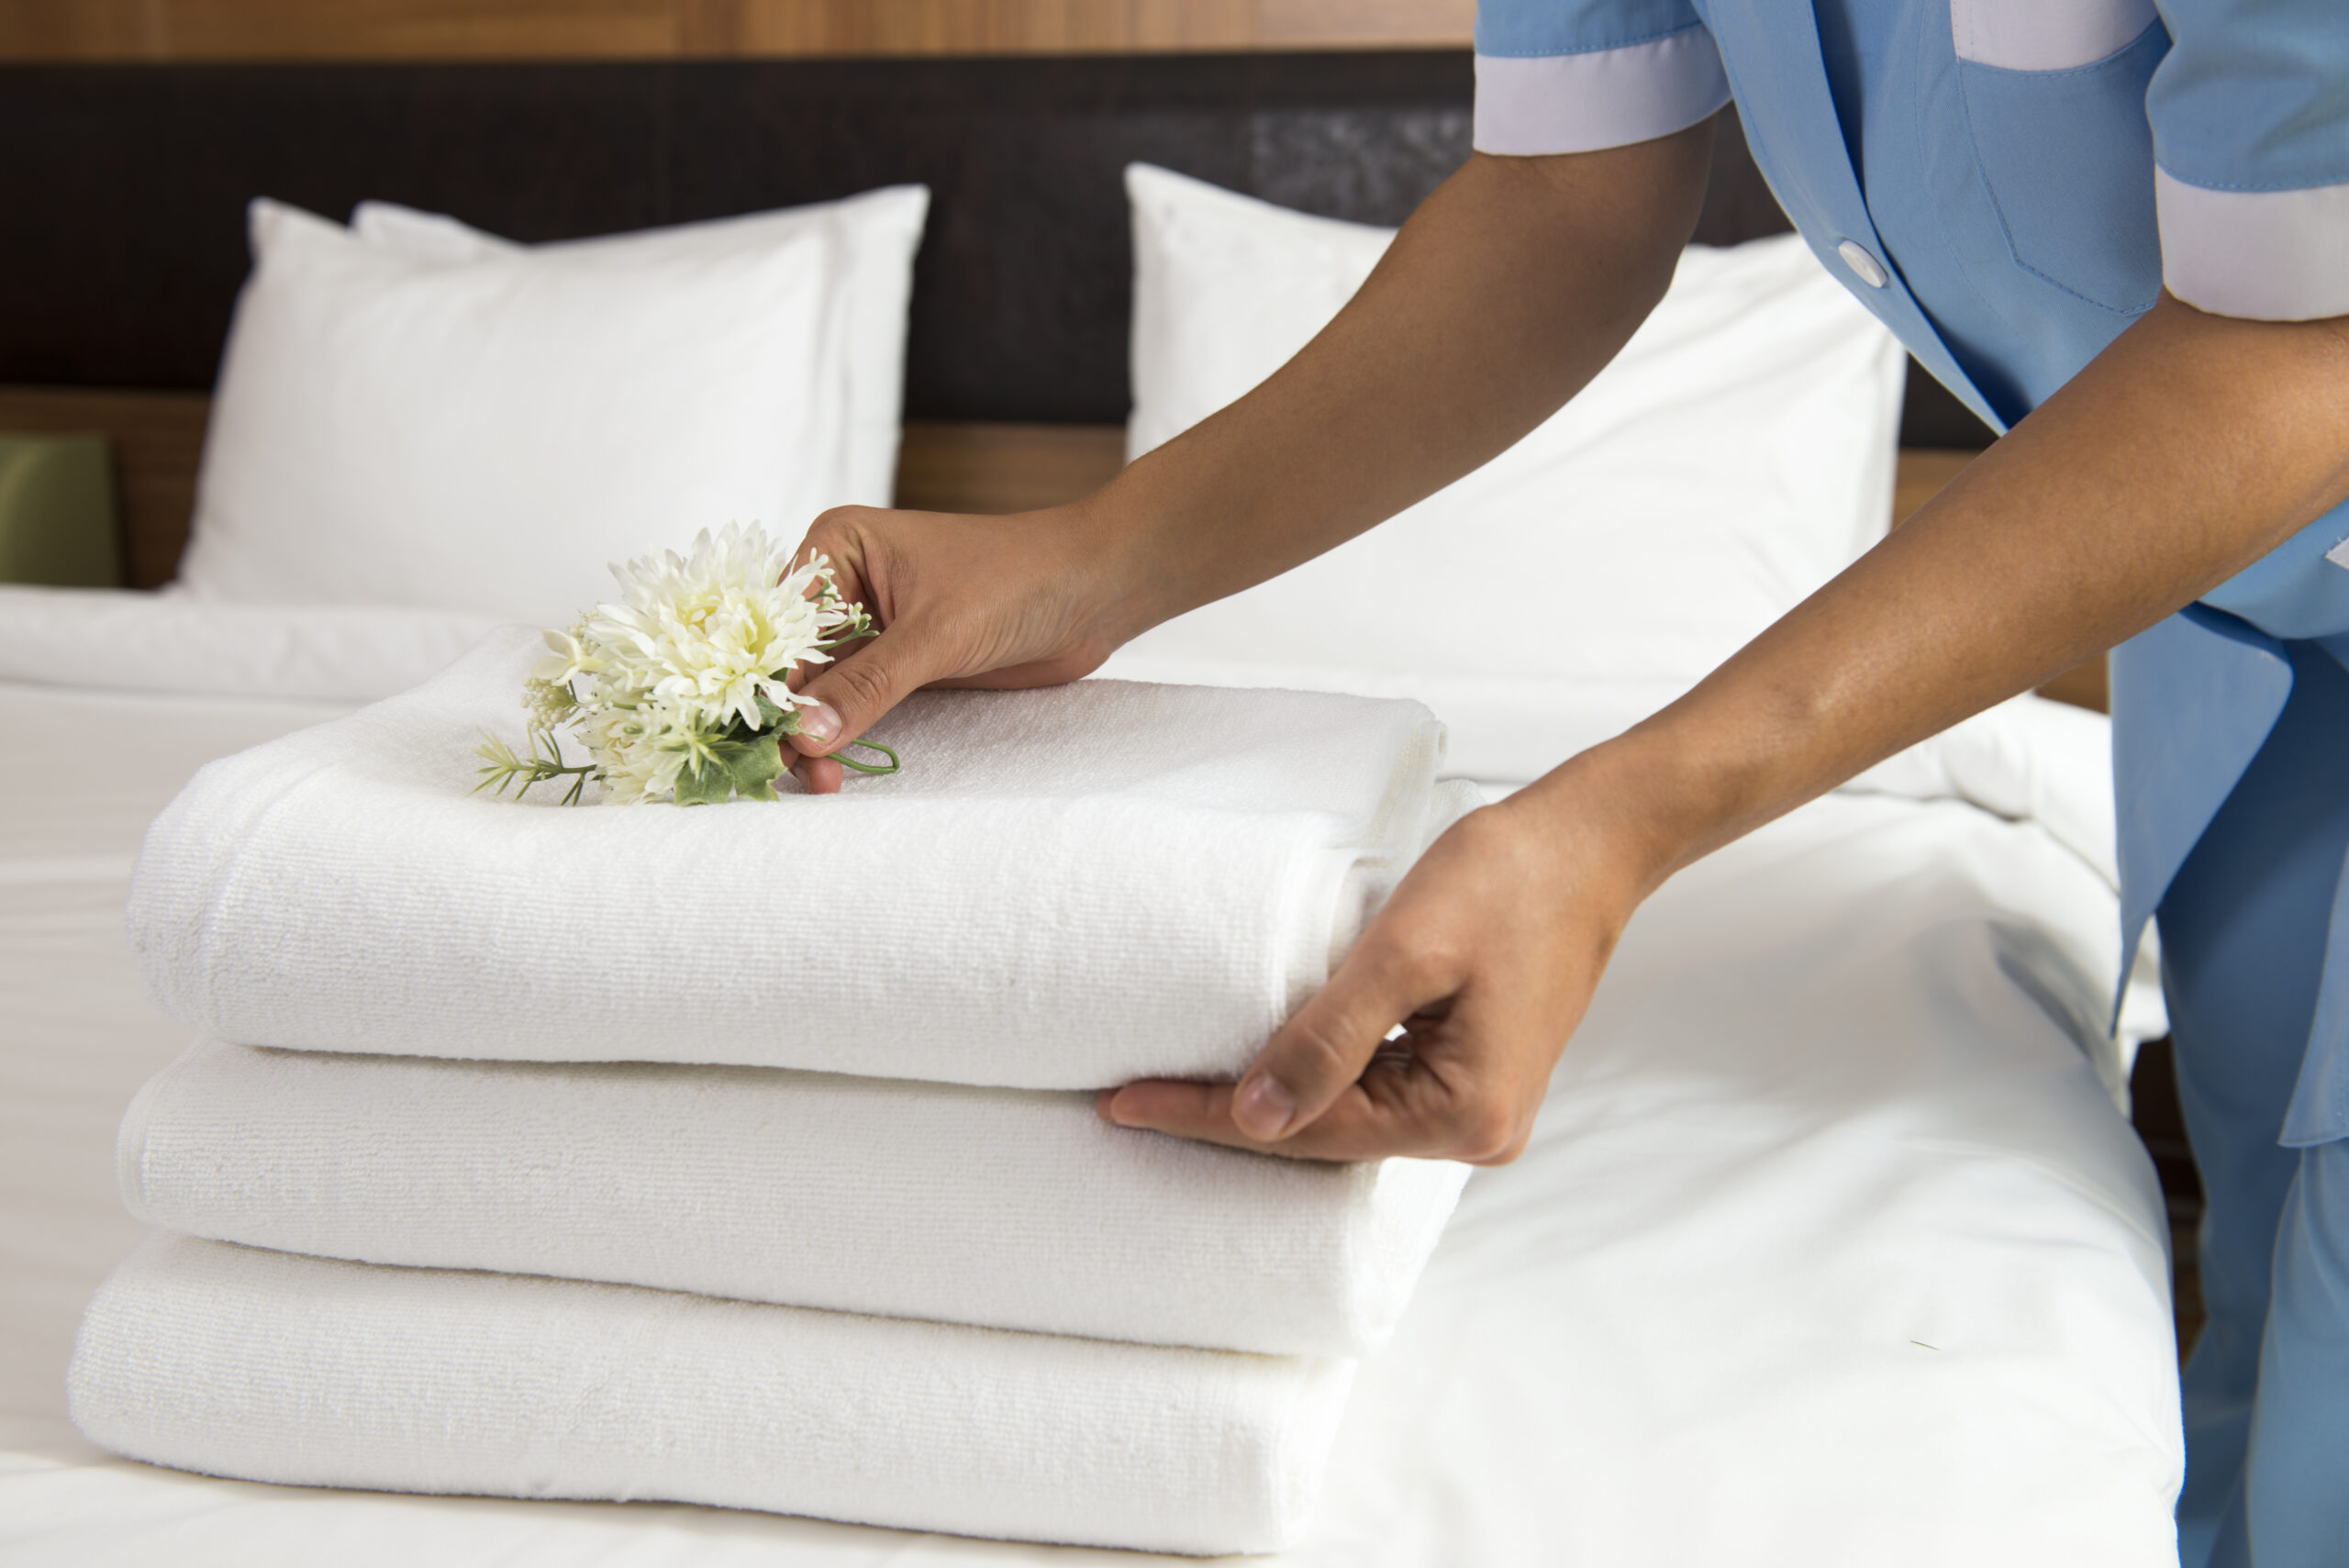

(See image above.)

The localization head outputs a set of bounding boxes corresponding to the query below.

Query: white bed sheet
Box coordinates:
[0,666,2180,1566]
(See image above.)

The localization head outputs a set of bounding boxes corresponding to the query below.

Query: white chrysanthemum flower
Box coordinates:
[581,524,859,739]
[522,676,577,730]
[532,625,602,685]
[483,523,881,807]
[578,699,711,806]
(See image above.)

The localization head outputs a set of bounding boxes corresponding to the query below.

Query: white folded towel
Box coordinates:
[128,628,1470,1088]
[71,1233,1353,1556]
[119,1038,1468,1356]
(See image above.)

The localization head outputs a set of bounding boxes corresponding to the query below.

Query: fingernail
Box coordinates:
[1232,1074,1297,1141]
[794,701,841,748]
[1095,1088,1124,1125]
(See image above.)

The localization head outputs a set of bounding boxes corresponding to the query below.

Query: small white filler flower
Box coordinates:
[475,524,893,806]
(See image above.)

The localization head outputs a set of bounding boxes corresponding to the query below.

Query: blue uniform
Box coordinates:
[1470,3,2349,1562]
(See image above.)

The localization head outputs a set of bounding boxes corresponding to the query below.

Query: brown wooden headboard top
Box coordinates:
[6,0,1480,65]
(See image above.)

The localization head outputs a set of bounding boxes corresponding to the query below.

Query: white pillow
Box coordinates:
[176,189,926,626]
[350,186,927,514]
[1101,163,1906,781]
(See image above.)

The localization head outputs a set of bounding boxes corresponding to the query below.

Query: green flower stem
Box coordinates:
[473,728,601,805]
[831,739,900,775]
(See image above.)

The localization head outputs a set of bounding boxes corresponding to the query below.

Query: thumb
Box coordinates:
[1230,938,1448,1142]
[785,627,940,758]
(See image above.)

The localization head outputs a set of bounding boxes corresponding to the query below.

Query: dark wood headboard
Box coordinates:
[0,52,1994,444]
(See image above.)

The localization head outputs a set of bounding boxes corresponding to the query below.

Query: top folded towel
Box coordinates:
[129,628,1464,1086]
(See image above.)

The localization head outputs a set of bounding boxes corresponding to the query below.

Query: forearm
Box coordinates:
[1086,127,1716,638]
[1537,293,2349,888]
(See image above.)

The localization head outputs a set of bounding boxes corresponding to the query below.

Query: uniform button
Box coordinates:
[1837,239,1887,289]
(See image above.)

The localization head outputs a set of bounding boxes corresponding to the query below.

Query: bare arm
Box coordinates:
[1097,130,1715,628]
[780,128,1716,782]
[1112,292,2349,1161]
[1615,295,2349,874]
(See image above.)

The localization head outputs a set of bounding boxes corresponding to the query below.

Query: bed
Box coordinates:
[0,46,2175,1566]
[0,632,2176,1564]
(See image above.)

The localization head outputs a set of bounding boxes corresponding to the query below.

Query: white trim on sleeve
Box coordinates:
[1472,30,1732,158]
[1948,0,2157,72]
[2156,167,2349,321]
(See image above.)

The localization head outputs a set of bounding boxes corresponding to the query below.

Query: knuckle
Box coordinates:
[1445,1097,1523,1164]
[1275,1016,1366,1095]
[1359,935,1464,1007]
[1351,921,1413,965]
[823,654,900,715]
[806,504,873,538]
[1470,1127,1531,1166]
[795,515,850,562]
[797,508,881,583]
[1436,807,1535,890]
[1458,801,1520,848]
[1400,934,1469,991]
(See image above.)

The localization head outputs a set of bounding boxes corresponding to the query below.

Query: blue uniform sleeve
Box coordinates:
[1472,0,1731,156]
[2148,0,2349,320]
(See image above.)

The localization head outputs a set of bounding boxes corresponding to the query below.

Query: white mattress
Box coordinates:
[0,608,2181,1566]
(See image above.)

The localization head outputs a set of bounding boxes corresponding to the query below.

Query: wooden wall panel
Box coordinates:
[710,1,1258,57]
[0,0,1476,62]
[1252,0,1476,49]
[158,0,683,61]
[0,0,154,60]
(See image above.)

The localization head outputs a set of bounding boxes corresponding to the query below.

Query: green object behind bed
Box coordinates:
[0,432,125,588]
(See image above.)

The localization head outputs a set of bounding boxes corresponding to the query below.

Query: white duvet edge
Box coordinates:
[0,585,501,706]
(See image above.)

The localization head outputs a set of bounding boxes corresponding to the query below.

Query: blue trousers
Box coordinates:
[2161,640,2349,1568]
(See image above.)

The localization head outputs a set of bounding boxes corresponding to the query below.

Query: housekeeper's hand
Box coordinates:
[1096,752,1669,1164]
[781,502,1148,794]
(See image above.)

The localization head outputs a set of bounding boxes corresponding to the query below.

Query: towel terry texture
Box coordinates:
[87,640,1477,1550]
[128,628,1466,1088]
[119,1038,1470,1356]
[70,1233,1355,1556]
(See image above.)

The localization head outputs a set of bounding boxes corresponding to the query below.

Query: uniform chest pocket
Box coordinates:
[1956,20,2167,315]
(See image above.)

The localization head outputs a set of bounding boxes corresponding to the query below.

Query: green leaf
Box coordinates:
[473,725,601,804]
[672,751,734,806]
[714,733,789,802]
[671,734,788,805]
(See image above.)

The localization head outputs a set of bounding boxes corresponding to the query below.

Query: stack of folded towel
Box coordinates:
[71,628,1478,1556]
